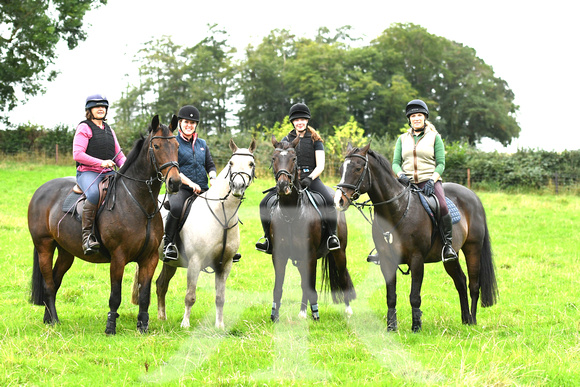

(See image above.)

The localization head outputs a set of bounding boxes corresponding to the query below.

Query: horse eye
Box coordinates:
[229,160,234,166]
[154,144,160,150]
[249,162,255,168]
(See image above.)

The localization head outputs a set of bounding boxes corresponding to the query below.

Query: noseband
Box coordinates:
[273,148,298,188]
[336,153,369,202]
[226,152,256,192]
[148,134,180,182]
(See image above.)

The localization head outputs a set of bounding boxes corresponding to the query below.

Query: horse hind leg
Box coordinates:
[297,256,319,321]
[443,258,472,325]
[156,263,178,320]
[181,262,201,328]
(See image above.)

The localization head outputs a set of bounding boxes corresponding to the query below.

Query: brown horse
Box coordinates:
[28,115,181,335]
[334,143,498,332]
[268,136,356,322]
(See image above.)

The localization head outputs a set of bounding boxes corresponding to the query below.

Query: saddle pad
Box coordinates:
[418,194,461,225]
[62,191,83,220]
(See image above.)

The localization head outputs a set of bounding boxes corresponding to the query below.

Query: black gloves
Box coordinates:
[423,179,435,195]
[397,174,411,186]
[300,177,312,189]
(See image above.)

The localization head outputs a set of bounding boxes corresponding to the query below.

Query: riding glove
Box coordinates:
[423,179,435,195]
[397,174,411,186]
[300,177,312,189]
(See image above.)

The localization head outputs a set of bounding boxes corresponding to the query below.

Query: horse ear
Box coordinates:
[291,136,300,148]
[170,114,178,132]
[346,142,353,153]
[151,115,160,132]
[249,138,257,153]
[229,138,238,153]
[271,135,278,148]
[361,142,371,154]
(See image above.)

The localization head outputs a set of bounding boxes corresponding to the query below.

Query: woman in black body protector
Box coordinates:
[256,103,340,253]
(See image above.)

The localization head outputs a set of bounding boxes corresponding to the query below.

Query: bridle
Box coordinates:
[272,148,298,189]
[336,153,370,202]
[148,134,180,182]
[226,151,255,196]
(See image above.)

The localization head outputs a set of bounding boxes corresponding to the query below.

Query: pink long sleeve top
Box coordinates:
[73,122,126,173]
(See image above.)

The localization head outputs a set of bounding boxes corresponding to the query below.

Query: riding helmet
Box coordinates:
[288,103,311,122]
[85,94,109,109]
[177,105,200,122]
[405,99,429,119]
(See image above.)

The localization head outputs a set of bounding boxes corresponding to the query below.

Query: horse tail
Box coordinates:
[479,219,499,307]
[30,247,45,305]
[131,263,140,305]
[323,253,356,304]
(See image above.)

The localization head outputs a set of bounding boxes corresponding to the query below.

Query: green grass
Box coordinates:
[1,161,579,386]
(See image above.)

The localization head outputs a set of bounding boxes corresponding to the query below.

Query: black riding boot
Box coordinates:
[162,213,179,261]
[326,207,340,251]
[440,213,458,262]
[81,201,100,255]
[255,219,272,254]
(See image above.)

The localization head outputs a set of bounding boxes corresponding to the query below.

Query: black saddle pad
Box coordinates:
[62,191,84,221]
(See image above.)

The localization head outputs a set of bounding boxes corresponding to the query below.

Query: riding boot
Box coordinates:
[255,220,272,254]
[366,253,380,264]
[440,213,458,262]
[81,201,100,255]
[326,207,340,251]
[162,213,179,261]
[232,253,241,263]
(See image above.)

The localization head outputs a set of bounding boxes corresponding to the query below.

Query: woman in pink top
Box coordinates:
[73,94,126,255]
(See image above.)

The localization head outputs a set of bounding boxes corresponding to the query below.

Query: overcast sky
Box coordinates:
[7,0,578,152]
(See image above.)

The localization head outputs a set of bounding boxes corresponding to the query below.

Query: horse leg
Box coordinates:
[135,255,158,334]
[298,255,319,321]
[459,243,482,325]
[156,262,178,320]
[408,257,425,332]
[181,259,201,328]
[379,258,399,331]
[328,249,356,317]
[105,260,125,335]
[271,255,288,322]
[214,263,232,330]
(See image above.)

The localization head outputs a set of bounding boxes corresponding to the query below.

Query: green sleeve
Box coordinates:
[392,136,403,176]
[434,134,446,177]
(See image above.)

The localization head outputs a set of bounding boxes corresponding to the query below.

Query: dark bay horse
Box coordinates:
[268,136,356,322]
[28,115,181,335]
[334,143,498,332]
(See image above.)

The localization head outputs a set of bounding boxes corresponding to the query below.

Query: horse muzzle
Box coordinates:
[334,189,350,211]
[167,176,182,194]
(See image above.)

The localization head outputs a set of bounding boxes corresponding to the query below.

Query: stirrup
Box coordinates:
[327,235,340,251]
[232,253,241,263]
[163,242,178,261]
[83,235,100,255]
[366,254,380,265]
[255,236,271,253]
[441,245,458,263]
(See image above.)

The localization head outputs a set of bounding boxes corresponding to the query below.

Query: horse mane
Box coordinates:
[347,146,396,177]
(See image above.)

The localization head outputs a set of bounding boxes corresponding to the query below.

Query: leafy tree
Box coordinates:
[372,23,520,145]
[0,0,107,121]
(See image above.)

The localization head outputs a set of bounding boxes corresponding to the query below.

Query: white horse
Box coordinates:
[132,138,256,329]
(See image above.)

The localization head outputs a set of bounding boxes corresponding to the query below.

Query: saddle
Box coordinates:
[162,194,197,234]
[62,176,113,221]
[417,191,461,226]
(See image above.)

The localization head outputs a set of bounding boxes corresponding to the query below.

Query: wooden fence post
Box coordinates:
[55,144,59,164]
[554,172,559,194]
[467,168,471,189]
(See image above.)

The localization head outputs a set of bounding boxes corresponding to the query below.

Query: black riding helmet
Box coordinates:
[85,94,109,110]
[289,103,311,122]
[177,105,200,122]
[405,99,429,119]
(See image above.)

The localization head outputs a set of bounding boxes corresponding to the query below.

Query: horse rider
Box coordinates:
[391,99,458,262]
[162,105,241,263]
[256,102,341,253]
[73,94,126,255]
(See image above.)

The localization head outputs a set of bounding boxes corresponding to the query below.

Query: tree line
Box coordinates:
[113,23,520,147]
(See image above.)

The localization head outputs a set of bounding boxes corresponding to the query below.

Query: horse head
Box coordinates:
[148,114,181,193]
[227,138,257,198]
[271,135,300,197]
[334,142,372,211]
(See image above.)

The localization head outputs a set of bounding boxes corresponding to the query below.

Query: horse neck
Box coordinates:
[204,179,241,213]
[367,156,407,211]
[121,144,162,199]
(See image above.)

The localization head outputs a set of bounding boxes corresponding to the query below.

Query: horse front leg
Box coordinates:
[105,261,125,335]
[297,254,319,321]
[135,254,158,334]
[181,259,201,328]
[380,258,398,331]
[408,256,425,333]
[271,255,288,322]
[156,262,178,320]
[214,263,232,330]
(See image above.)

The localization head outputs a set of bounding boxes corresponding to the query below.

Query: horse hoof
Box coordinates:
[298,310,307,319]
[345,306,353,317]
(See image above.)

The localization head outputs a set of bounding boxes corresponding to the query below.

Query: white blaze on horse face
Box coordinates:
[334,159,351,207]
[338,159,351,185]
[279,150,288,156]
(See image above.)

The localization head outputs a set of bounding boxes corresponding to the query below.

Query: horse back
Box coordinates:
[442,182,488,241]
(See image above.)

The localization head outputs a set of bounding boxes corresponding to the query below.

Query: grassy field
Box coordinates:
[0,161,579,386]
